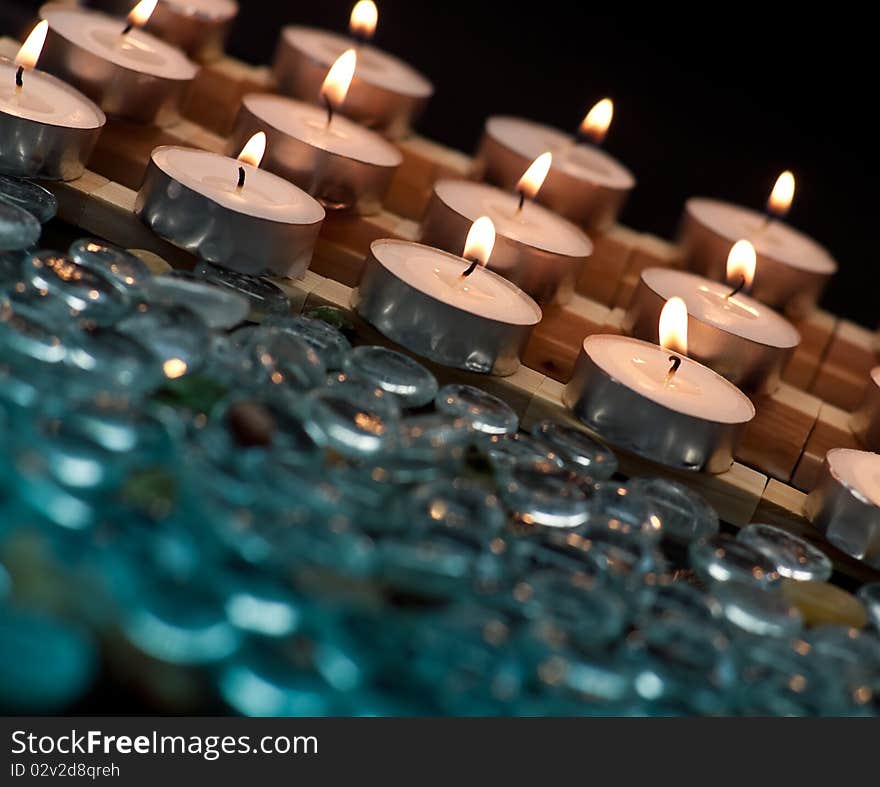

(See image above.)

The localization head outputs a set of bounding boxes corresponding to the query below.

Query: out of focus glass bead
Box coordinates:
[626,477,720,544]
[143,274,249,329]
[0,200,41,251]
[21,251,132,325]
[69,239,150,295]
[0,296,68,368]
[0,563,9,599]
[485,432,563,471]
[117,301,208,377]
[65,327,163,398]
[0,604,97,712]
[713,580,803,638]
[689,534,781,588]
[635,579,722,626]
[857,583,880,631]
[499,462,590,528]
[306,373,401,457]
[737,523,833,582]
[263,314,351,370]
[220,574,304,639]
[407,476,506,539]
[245,326,326,393]
[510,530,608,583]
[585,482,664,541]
[193,261,290,321]
[530,420,618,480]
[435,384,518,435]
[0,250,24,287]
[343,345,438,408]
[805,626,880,673]
[780,579,868,629]
[378,413,473,482]
[0,176,58,224]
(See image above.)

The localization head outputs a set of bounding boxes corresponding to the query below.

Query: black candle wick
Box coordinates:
[667,354,682,377]
[15,66,23,88]
[726,275,746,300]
[122,21,134,35]
[516,190,525,213]
[461,258,480,278]
[322,94,334,127]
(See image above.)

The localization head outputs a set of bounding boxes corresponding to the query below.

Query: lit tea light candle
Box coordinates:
[353,216,543,375]
[624,240,801,393]
[474,99,635,231]
[135,132,326,277]
[229,49,402,215]
[849,367,880,451]
[0,21,105,180]
[419,152,593,305]
[38,1,199,126]
[805,448,880,569]
[564,297,755,473]
[273,2,433,139]
[679,171,838,318]
[89,0,239,62]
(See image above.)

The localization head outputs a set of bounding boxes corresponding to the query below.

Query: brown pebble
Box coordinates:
[226,401,275,447]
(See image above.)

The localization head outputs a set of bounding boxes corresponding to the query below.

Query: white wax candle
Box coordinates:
[240,94,401,167]
[433,180,592,259]
[0,61,103,128]
[585,334,755,423]
[827,448,880,508]
[372,239,542,325]
[41,5,198,80]
[687,198,836,275]
[640,268,800,349]
[486,116,634,190]
[162,0,238,20]
[151,146,325,223]
[280,26,431,99]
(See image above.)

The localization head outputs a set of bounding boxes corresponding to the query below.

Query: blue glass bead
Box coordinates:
[0,604,97,712]
[485,432,564,470]
[244,326,326,393]
[21,251,132,325]
[0,250,24,287]
[343,345,438,408]
[713,580,803,638]
[510,530,608,583]
[626,477,720,544]
[805,626,880,673]
[306,373,401,457]
[193,261,290,321]
[0,296,68,367]
[0,175,58,224]
[262,314,352,370]
[220,575,304,639]
[689,534,781,588]
[635,580,722,626]
[0,201,41,251]
[380,413,474,481]
[69,239,151,295]
[435,384,518,435]
[585,482,664,541]
[857,583,880,631]
[143,274,249,329]
[407,476,507,538]
[499,462,590,528]
[0,563,10,599]
[117,301,208,377]
[530,420,618,480]
[64,328,163,398]
[737,523,833,582]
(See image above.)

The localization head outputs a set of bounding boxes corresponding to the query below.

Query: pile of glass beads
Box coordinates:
[1,174,879,716]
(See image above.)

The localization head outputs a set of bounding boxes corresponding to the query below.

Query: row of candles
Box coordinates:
[1,1,878,569]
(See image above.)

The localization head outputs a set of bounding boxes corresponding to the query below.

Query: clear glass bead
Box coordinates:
[435,384,518,435]
[713,580,803,638]
[689,534,781,588]
[499,462,590,528]
[69,239,151,295]
[262,314,352,370]
[343,345,438,408]
[0,175,58,224]
[193,261,290,321]
[530,420,618,479]
[143,274,249,330]
[626,477,720,544]
[0,200,41,250]
[737,523,833,582]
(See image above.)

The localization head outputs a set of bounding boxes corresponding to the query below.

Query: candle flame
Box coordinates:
[320,49,357,111]
[579,98,614,145]
[516,152,553,200]
[127,0,159,29]
[659,296,688,357]
[15,20,49,70]
[349,0,378,40]
[237,132,267,168]
[726,239,757,292]
[463,216,496,267]
[767,170,795,218]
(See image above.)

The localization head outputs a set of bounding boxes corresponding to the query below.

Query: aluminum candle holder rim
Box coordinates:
[638,267,802,351]
[240,93,403,170]
[684,196,838,275]
[279,25,434,100]
[485,114,636,190]
[0,57,107,131]
[822,447,880,508]
[367,238,543,327]
[432,178,595,261]
[149,144,326,228]
[39,3,200,83]
[582,334,756,424]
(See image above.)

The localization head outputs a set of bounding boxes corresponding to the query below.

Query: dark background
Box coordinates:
[3,1,875,327]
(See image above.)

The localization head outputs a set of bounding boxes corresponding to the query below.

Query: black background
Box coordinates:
[3,1,875,327]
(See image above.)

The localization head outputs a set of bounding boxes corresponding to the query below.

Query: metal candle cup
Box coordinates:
[352,239,542,376]
[135,146,325,278]
[273,26,433,140]
[473,116,635,232]
[38,3,199,127]
[623,268,800,394]
[849,367,880,450]
[420,180,592,305]
[228,93,402,215]
[563,335,756,473]
[805,448,880,570]
[679,197,837,319]
[0,58,105,181]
